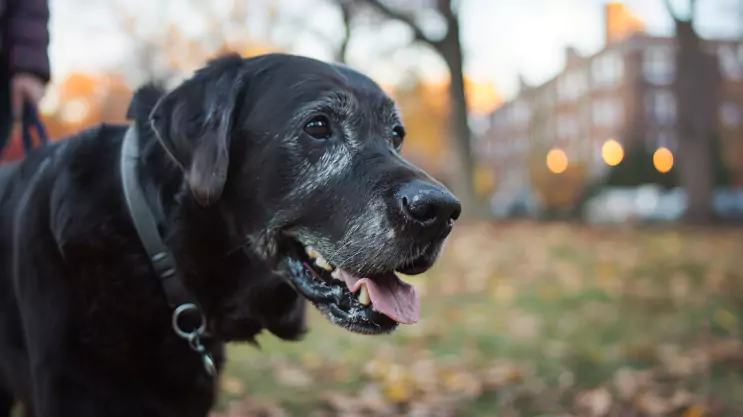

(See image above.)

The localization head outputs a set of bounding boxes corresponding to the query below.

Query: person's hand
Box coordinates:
[11,73,46,120]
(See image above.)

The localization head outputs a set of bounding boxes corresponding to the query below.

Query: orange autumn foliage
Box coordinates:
[464,77,502,115]
[1,72,134,162]
[392,81,449,178]
[391,76,501,179]
[2,42,499,172]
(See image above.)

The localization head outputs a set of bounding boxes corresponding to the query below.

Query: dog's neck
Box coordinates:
[131,120,236,291]
[128,119,304,343]
[122,123,223,375]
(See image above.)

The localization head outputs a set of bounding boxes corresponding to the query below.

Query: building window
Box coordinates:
[592,51,624,88]
[720,101,741,127]
[645,89,676,125]
[546,86,557,108]
[557,115,580,140]
[470,115,491,137]
[580,100,591,122]
[505,105,515,126]
[558,70,588,101]
[542,88,555,109]
[488,139,497,159]
[492,138,506,158]
[592,97,623,127]
[718,45,743,81]
[512,101,530,126]
[491,112,501,128]
[643,46,675,85]
[496,111,507,128]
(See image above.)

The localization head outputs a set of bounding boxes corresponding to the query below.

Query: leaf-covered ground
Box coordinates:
[219,222,743,415]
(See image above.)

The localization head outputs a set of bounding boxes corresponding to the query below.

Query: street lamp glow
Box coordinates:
[546,148,568,174]
[653,147,674,173]
[601,139,624,166]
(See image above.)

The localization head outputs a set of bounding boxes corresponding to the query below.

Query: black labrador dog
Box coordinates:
[0,53,460,416]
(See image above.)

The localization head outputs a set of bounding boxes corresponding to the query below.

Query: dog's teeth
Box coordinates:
[315,255,333,271]
[306,247,320,260]
[358,285,371,306]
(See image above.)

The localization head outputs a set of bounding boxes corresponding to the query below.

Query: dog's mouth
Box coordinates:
[281,240,431,335]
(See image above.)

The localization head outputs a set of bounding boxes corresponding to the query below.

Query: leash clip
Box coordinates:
[172,303,216,376]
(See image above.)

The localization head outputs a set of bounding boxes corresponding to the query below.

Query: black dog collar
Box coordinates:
[120,124,216,376]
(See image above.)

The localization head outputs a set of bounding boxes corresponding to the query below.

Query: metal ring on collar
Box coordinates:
[172,303,206,339]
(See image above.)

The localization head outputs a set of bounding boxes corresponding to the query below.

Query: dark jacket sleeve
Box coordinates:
[6,0,50,82]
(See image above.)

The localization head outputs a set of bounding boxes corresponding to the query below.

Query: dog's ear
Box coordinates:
[149,54,246,206]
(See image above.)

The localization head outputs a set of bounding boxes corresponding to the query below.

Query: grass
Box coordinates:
[13,221,743,416]
[214,222,743,416]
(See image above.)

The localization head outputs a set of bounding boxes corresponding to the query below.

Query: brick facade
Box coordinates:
[479,3,743,193]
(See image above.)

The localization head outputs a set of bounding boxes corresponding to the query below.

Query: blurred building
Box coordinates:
[479,2,743,193]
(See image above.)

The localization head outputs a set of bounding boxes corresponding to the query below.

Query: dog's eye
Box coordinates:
[304,116,332,140]
[392,125,406,150]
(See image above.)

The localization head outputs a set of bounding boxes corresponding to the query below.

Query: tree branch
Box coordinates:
[335,0,353,63]
[449,0,462,19]
[278,13,339,52]
[437,0,454,20]
[664,0,697,23]
[664,0,681,22]
[690,0,700,25]
[351,0,441,48]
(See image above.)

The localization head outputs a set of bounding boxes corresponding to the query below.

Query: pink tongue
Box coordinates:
[332,269,420,324]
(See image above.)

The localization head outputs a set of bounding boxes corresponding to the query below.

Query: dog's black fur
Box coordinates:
[0,53,459,416]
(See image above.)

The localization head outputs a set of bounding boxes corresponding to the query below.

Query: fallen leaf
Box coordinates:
[225,397,289,417]
[714,308,738,333]
[221,376,245,396]
[323,392,360,415]
[439,368,482,398]
[300,352,324,371]
[409,357,439,394]
[274,363,313,389]
[574,387,612,417]
[363,356,393,382]
[490,283,516,305]
[669,390,696,409]
[636,392,673,417]
[382,364,416,404]
[357,383,396,415]
[613,368,652,400]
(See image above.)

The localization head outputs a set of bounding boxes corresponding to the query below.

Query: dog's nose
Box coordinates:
[398,180,461,229]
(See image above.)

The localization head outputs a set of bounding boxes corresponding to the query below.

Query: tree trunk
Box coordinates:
[439,20,486,219]
[677,137,714,223]
[673,22,720,224]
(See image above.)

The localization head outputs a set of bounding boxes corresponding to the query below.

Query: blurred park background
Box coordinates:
[6,0,743,415]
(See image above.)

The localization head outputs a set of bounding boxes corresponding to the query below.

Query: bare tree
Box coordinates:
[664,0,722,223]
[334,0,354,63]
[270,1,353,64]
[334,0,483,218]
[108,0,275,86]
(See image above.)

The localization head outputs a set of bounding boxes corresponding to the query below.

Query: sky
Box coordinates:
[48,0,742,100]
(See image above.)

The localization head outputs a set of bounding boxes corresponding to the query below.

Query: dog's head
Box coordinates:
[148,53,461,336]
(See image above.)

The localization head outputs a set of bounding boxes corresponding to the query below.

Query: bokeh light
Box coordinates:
[601,139,624,166]
[653,147,674,173]
[546,148,568,174]
[59,98,90,125]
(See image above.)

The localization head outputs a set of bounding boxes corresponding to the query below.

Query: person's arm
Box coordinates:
[6,0,50,118]
[6,0,51,82]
